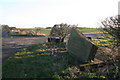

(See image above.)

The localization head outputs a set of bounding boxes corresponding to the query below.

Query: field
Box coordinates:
[2,28,120,79]
[2,36,120,79]
[92,36,113,48]
[2,37,47,62]
[3,43,71,78]
[39,28,103,35]
[28,28,51,36]
[40,28,51,35]
[3,43,107,79]
[78,28,103,34]
[9,28,103,37]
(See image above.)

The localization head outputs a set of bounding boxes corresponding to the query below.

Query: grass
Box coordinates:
[9,32,45,37]
[92,36,113,48]
[3,42,106,79]
[40,28,51,36]
[78,28,103,34]
[39,28,103,35]
[20,28,51,36]
[10,28,103,37]
[2,43,73,78]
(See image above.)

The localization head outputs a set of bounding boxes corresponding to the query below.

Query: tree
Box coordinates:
[50,23,75,42]
[100,15,120,48]
[1,25,10,30]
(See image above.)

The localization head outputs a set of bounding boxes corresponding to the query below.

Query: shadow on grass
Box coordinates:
[2,43,77,78]
[2,43,110,79]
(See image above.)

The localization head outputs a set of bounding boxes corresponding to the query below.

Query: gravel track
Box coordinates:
[2,37,47,62]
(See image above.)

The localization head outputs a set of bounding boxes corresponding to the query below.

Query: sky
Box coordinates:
[0,0,119,28]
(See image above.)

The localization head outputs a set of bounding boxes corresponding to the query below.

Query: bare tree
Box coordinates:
[1,25,10,30]
[100,15,120,48]
[50,23,74,42]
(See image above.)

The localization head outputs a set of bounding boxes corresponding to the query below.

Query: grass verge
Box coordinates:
[2,43,74,78]
[2,43,107,79]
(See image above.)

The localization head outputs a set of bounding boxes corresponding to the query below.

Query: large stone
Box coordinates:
[67,28,98,63]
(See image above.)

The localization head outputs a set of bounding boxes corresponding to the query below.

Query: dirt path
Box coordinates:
[2,37,47,62]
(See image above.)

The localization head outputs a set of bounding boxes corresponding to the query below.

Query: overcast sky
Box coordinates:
[0,0,119,28]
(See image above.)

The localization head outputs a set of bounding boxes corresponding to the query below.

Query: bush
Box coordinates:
[100,15,120,48]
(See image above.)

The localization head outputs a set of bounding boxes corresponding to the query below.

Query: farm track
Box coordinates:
[1,37,47,62]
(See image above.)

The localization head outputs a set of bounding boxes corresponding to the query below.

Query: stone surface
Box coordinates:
[67,28,98,62]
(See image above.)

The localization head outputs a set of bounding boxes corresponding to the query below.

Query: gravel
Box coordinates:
[2,37,47,62]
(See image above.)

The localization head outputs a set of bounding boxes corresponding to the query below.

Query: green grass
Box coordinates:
[2,43,73,78]
[12,28,103,37]
[2,43,106,79]
[9,33,45,37]
[40,28,51,36]
[9,28,104,37]
[78,28,103,34]
[92,36,113,48]
[42,28,103,35]
[20,28,51,35]
[9,31,46,37]
[41,28,103,35]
